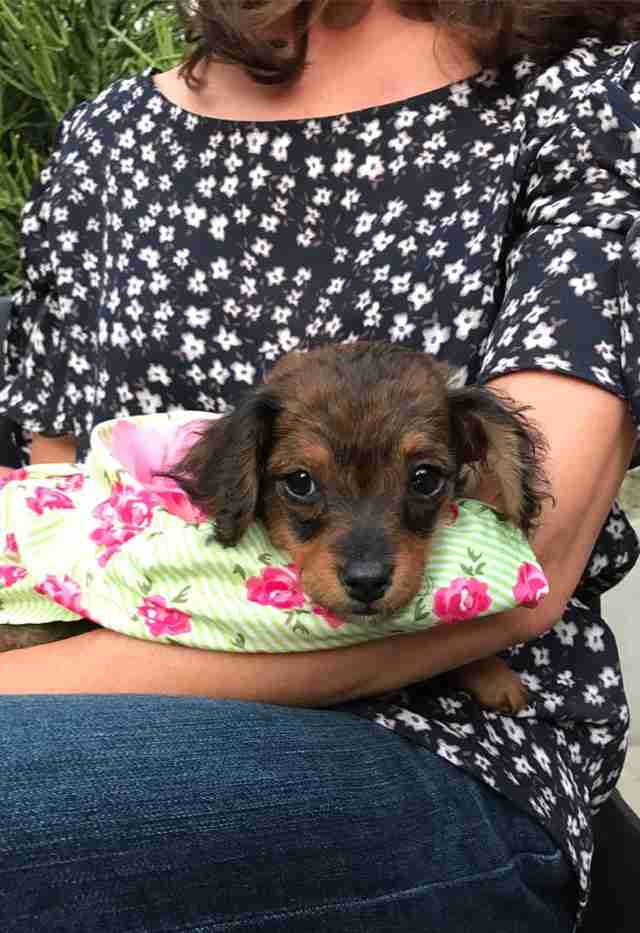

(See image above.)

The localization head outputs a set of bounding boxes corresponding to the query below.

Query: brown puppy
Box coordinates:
[172,342,549,713]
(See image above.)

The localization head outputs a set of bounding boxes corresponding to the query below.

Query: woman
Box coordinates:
[1,2,639,929]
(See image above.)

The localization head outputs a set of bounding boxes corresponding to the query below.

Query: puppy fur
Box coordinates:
[172,343,549,711]
[1,343,549,712]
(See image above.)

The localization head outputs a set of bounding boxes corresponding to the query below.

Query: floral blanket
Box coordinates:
[0,413,549,652]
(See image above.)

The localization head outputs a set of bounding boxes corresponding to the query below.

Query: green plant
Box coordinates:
[0,0,184,292]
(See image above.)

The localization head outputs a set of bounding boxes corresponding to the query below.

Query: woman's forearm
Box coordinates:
[30,433,77,464]
[4,373,632,706]
[0,582,564,705]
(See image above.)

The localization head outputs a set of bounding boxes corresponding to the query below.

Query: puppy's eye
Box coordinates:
[283,470,317,500]
[409,464,445,497]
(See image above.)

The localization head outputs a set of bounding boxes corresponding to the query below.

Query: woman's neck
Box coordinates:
[156,2,480,122]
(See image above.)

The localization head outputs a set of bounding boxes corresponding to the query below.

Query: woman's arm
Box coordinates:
[483,370,637,641]
[0,371,634,705]
[30,434,77,464]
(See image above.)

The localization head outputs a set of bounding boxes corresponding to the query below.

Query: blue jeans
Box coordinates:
[0,696,576,932]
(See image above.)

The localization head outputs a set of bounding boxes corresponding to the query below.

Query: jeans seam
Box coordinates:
[126,850,566,933]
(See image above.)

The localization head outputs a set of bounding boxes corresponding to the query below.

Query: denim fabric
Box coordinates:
[0,696,576,932]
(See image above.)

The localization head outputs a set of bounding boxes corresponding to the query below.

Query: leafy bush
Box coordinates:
[0,0,184,292]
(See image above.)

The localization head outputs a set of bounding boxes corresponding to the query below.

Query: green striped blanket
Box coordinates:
[0,413,548,652]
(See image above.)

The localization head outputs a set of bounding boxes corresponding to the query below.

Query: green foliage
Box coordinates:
[0,0,185,292]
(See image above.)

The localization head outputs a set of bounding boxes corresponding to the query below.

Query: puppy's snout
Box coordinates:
[339,559,393,605]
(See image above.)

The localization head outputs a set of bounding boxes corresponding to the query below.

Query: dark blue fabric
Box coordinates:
[0,695,576,932]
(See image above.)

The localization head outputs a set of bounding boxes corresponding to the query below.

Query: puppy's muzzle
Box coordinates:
[339,557,394,608]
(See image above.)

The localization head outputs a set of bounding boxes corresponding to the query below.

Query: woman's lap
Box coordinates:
[0,695,576,932]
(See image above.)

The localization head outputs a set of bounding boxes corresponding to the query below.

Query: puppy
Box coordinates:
[171,342,549,713]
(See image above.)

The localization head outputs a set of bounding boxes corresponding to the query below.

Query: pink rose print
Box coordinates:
[433,577,492,623]
[89,525,139,549]
[0,564,27,588]
[138,595,192,637]
[148,481,208,525]
[0,468,28,491]
[110,419,209,524]
[34,574,89,617]
[245,564,306,611]
[445,502,460,525]
[4,533,18,557]
[513,562,549,608]
[93,483,159,530]
[53,474,85,493]
[312,605,346,629]
[26,486,75,516]
[91,483,161,565]
[90,525,140,567]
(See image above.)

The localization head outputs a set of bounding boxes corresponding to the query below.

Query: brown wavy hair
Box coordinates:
[175,1,640,87]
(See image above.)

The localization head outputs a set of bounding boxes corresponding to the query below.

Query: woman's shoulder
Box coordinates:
[55,71,158,150]
[512,37,640,115]
[502,37,640,162]
[22,72,156,236]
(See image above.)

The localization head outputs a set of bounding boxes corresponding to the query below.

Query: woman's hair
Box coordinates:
[175,1,640,87]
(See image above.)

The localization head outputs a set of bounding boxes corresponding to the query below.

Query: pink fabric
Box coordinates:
[433,577,492,623]
[245,564,306,611]
[110,420,209,524]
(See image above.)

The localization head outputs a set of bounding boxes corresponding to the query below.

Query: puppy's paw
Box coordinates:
[468,672,529,714]
[450,656,530,714]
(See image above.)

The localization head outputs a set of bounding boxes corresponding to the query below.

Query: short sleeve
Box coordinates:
[478,41,640,432]
[0,100,98,438]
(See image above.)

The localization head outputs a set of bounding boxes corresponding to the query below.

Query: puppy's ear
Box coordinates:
[170,390,280,546]
[448,384,549,534]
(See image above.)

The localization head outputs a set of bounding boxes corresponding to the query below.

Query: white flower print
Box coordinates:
[332,148,355,176]
[599,667,620,689]
[231,361,256,384]
[569,271,598,296]
[305,155,325,180]
[453,307,483,339]
[532,744,552,775]
[363,303,382,328]
[265,133,291,163]
[514,755,536,777]
[181,333,205,361]
[541,692,565,714]
[208,215,229,241]
[583,684,606,707]
[396,709,430,732]
[389,313,416,342]
[436,740,462,766]
[584,623,606,652]
[408,282,433,311]
[184,203,207,228]
[214,326,241,352]
[522,321,558,350]
[187,269,208,295]
[135,386,162,413]
[185,305,211,327]
[5,50,639,923]
[278,328,300,352]
[246,163,269,190]
[357,154,385,183]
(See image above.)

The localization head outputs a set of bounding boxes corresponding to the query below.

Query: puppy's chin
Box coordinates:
[301,576,425,627]
[339,606,397,625]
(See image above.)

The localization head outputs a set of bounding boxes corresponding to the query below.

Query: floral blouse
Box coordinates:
[3,36,640,924]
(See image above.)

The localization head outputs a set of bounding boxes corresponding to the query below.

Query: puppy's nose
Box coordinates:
[340,559,393,604]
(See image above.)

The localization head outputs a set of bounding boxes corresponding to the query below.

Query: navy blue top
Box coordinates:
[5,37,640,920]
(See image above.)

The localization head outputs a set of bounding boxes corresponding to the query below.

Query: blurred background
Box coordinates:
[0,0,183,293]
